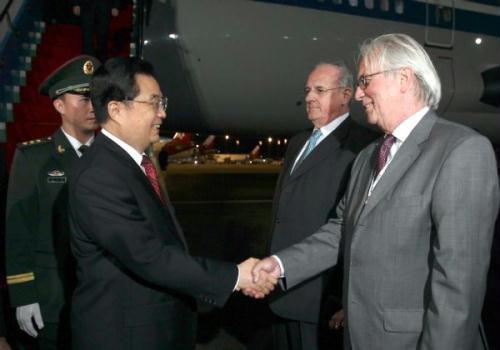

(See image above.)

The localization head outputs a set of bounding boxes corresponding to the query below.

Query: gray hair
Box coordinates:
[358,33,441,110]
[314,60,354,91]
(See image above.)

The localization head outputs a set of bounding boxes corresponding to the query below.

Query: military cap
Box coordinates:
[39,55,101,99]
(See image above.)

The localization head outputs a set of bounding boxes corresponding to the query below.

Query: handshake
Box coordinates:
[235,257,282,299]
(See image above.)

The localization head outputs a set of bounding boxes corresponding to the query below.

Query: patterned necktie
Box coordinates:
[294,129,322,171]
[375,134,396,176]
[141,155,166,205]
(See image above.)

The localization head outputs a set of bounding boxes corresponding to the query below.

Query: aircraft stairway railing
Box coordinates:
[0,0,44,147]
[2,1,133,168]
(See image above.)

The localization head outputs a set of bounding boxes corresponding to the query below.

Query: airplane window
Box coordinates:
[442,7,452,22]
[349,0,358,6]
[395,0,404,14]
[364,0,374,9]
[380,0,389,11]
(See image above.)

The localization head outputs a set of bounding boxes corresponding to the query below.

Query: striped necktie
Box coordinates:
[141,155,166,205]
[375,134,396,176]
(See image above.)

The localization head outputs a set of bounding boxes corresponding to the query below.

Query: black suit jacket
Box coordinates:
[269,117,378,323]
[68,133,237,350]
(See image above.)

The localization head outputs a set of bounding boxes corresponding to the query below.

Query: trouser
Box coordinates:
[273,319,319,350]
[14,322,70,350]
[80,0,113,61]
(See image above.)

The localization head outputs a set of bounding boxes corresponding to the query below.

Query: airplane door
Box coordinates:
[432,55,455,115]
[425,0,455,49]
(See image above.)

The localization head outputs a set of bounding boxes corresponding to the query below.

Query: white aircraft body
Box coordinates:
[142,0,500,142]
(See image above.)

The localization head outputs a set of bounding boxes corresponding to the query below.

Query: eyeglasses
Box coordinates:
[356,69,399,90]
[304,86,345,96]
[124,96,168,113]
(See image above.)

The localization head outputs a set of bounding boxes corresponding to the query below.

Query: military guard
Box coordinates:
[5,55,100,349]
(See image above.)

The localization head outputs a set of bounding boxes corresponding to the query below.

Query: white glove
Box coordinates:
[16,303,44,337]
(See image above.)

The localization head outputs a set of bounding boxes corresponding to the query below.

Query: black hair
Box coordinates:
[90,57,156,124]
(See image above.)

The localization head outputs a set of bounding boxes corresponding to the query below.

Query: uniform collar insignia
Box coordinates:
[57,145,65,154]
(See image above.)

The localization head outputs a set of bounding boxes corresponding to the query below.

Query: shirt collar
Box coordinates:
[317,112,349,137]
[101,128,144,168]
[392,106,429,143]
[60,127,94,152]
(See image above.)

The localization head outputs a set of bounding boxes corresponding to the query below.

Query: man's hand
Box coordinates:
[16,303,44,337]
[73,5,81,16]
[111,8,119,17]
[252,256,282,283]
[237,258,277,298]
[328,309,345,330]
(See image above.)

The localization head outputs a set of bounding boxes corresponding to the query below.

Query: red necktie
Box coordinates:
[375,134,396,176]
[141,155,166,205]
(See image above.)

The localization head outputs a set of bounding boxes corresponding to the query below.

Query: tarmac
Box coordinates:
[164,163,279,350]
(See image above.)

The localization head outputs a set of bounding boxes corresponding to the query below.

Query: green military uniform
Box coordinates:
[5,55,99,349]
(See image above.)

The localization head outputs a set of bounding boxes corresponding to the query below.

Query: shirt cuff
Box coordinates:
[272,255,285,278]
[233,265,240,291]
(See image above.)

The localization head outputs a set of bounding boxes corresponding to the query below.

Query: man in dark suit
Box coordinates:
[254,33,499,350]
[268,62,378,350]
[71,0,120,61]
[5,55,100,349]
[68,57,274,350]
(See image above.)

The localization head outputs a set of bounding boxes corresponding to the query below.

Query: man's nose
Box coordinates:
[354,86,364,101]
[158,108,166,119]
[305,91,315,103]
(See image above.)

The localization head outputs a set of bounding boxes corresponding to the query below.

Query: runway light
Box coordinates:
[169,33,179,40]
[475,37,482,45]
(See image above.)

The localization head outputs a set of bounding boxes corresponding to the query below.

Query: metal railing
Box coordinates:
[0,0,14,25]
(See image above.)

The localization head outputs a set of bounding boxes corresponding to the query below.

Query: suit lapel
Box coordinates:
[287,117,352,182]
[150,155,189,250]
[98,134,189,249]
[349,143,378,227]
[359,112,437,220]
[279,132,309,186]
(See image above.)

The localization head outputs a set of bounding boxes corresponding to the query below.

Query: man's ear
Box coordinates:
[53,98,65,115]
[399,67,413,93]
[343,87,353,104]
[107,101,122,122]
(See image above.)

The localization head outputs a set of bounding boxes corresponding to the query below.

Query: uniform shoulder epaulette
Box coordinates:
[18,137,52,148]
